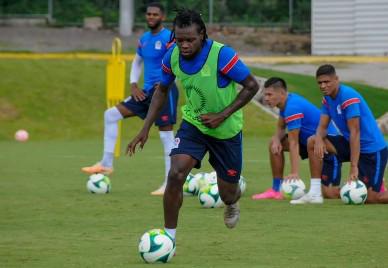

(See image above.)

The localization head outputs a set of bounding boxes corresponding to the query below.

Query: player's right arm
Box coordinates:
[314,97,332,158]
[130,53,146,101]
[286,128,301,180]
[127,49,175,155]
[314,114,331,159]
[271,117,286,155]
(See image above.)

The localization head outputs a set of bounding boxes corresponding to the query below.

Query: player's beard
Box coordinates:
[148,20,162,31]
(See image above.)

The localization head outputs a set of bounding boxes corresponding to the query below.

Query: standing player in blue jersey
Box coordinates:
[251,77,340,202]
[82,2,179,196]
[293,64,388,204]
[127,8,259,242]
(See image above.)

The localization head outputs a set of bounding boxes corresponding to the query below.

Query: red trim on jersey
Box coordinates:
[322,98,329,108]
[341,98,360,109]
[220,53,239,75]
[166,40,175,49]
[162,63,172,74]
[284,113,304,123]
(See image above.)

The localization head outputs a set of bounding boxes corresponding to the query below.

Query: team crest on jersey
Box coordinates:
[155,40,162,50]
[336,105,342,115]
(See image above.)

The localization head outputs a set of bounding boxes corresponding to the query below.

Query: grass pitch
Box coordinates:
[2,138,388,268]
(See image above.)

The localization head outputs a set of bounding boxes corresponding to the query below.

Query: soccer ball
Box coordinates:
[239,175,247,194]
[281,179,306,200]
[15,129,29,142]
[197,171,217,190]
[198,182,224,208]
[86,173,111,194]
[183,173,198,196]
[340,180,368,205]
[138,229,176,263]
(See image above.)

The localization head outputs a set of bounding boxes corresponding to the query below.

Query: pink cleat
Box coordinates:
[380,179,386,193]
[251,188,283,200]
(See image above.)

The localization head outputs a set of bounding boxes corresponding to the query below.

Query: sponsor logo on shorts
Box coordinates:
[321,175,328,181]
[161,115,169,121]
[361,176,369,185]
[173,137,180,149]
[227,169,237,177]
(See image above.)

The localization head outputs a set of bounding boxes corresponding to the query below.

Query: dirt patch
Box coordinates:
[208,26,310,55]
[0,25,310,55]
[0,98,20,121]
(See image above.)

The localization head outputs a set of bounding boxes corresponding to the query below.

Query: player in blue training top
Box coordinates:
[127,8,259,243]
[251,77,340,202]
[82,2,179,196]
[292,64,388,204]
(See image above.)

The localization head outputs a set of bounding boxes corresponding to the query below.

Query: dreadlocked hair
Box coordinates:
[170,8,208,43]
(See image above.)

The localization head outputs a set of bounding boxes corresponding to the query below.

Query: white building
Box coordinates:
[312,0,388,55]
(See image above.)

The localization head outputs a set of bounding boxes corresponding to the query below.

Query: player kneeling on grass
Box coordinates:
[292,64,388,204]
[251,77,340,201]
[127,8,259,242]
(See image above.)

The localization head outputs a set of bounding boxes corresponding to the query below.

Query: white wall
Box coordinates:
[312,0,388,55]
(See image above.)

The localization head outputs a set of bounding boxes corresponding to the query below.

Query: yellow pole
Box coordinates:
[106,38,126,157]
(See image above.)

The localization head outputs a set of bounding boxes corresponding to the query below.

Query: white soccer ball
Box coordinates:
[86,173,111,194]
[183,173,198,196]
[15,129,29,142]
[138,229,176,263]
[198,182,224,208]
[239,175,247,194]
[197,171,217,190]
[340,180,368,205]
[281,179,306,200]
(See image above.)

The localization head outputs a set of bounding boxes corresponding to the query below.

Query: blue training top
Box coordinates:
[137,28,172,92]
[280,93,338,145]
[160,39,250,88]
[321,84,386,153]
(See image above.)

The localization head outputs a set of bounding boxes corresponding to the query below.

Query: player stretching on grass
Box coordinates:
[251,77,340,201]
[82,2,178,196]
[127,8,259,241]
[291,64,388,204]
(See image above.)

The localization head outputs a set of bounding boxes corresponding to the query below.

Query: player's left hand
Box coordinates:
[126,128,149,156]
[348,166,359,181]
[200,113,226,128]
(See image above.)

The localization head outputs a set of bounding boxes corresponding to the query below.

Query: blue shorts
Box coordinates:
[170,120,242,183]
[321,154,342,187]
[327,135,388,192]
[121,83,178,127]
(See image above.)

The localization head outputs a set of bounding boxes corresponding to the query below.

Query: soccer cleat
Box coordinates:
[81,163,113,175]
[290,194,323,205]
[151,183,166,196]
[251,188,283,200]
[224,202,240,229]
[380,179,386,193]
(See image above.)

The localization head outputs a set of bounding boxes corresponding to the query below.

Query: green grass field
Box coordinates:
[2,138,388,268]
[1,58,388,267]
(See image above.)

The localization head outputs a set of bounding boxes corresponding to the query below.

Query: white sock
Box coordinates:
[159,130,174,185]
[101,107,123,168]
[164,228,176,239]
[308,178,322,196]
